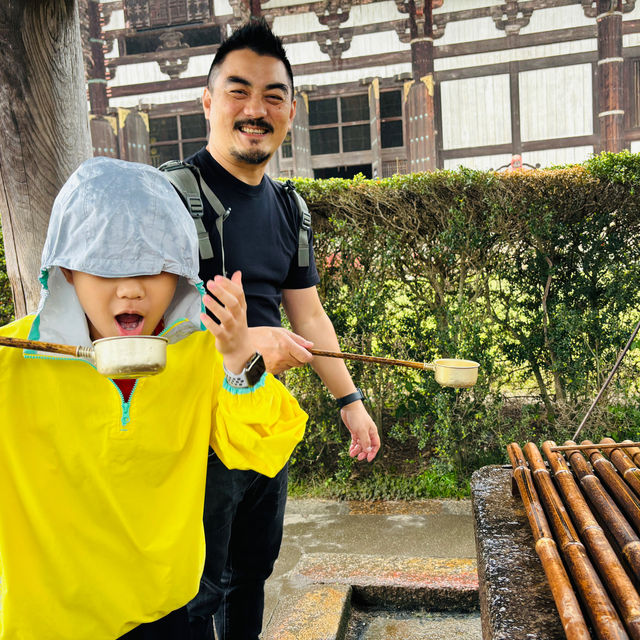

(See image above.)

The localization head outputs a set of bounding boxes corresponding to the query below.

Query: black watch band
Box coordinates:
[336,387,365,408]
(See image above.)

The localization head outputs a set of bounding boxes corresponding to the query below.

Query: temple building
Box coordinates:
[82,0,640,178]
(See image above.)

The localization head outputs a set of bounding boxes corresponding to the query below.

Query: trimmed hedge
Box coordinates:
[2,151,640,497]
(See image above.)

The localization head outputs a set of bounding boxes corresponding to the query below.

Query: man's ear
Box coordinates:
[288,97,297,128]
[203,87,212,118]
[60,267,74,285]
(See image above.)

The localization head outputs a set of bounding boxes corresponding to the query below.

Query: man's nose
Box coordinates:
[243,94,268,118]
[116,278,144,299]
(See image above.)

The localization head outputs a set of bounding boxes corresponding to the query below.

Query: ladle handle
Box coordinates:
[309,348,429,370]
[0,336,79,357]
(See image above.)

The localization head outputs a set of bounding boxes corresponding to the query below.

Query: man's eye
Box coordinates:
[267,95,285,103]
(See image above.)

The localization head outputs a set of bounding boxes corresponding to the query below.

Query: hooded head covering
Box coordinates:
[31,157,203,347]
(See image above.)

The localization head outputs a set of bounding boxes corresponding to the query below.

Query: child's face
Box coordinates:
[61,270,179,341]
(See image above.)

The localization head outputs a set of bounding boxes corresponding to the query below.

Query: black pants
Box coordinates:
[118,606,190,639]
[187,450,289,640]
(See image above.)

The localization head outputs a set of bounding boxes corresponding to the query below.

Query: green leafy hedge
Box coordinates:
[2,152,640,498]
[285,151,640,497]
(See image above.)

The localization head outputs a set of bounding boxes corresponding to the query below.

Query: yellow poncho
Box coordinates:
[0,315,306,639]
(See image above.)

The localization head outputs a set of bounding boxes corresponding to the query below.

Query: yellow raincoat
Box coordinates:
[0,315,307,639]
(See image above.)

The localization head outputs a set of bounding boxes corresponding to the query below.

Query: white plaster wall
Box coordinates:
[434,0,501,12]
[630,141,640,153]
[624,3,640,19]
[519,64,593,142]
[109,87,204,109]
[286,40,330,65]
[518,5,593,35]
[342,1,403,26]
[214,0,233,17]
[523,146,594,168]
[624,33,640,48]
[437,17,503,46]
[109,62,167,86]
[272,12,326,36]
[262,0,312,9]
[103,8,125,31]
[295,62,412,87]
[443,153,511,170]
[435,39,598,71]
[440,74,511,149]
[343,31,409,59]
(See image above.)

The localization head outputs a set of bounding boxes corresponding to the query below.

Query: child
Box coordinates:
[0,157,307,639]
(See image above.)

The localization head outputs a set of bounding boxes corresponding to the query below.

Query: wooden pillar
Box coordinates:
[86,0,108,116]
[0,0,92,317]
[596,0,625,153]
[405,0,437,172]
[367,78,382,179]
[292,89,313,178]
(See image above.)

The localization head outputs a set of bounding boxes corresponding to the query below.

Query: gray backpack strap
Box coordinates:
[159,160,214,260]
[284,180,312,268]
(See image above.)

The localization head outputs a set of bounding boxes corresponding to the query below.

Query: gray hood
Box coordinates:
[30,156,203,347]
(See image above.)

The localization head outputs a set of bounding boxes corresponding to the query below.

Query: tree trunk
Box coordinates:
[0,0,92,318]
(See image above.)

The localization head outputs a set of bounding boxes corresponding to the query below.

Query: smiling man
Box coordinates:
[178,20,381,640]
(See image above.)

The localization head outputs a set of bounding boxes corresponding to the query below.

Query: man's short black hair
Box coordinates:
[207,18,294,94]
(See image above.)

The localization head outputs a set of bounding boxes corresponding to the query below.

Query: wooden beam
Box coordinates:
[0,0,92,317]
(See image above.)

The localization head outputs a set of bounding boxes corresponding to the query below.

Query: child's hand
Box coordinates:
[201,271,254,373]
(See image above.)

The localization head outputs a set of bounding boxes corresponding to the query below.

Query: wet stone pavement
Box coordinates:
[261,498,480,640]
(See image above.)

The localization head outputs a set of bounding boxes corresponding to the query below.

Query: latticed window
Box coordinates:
[124,0,211,29]
[309,94,371,156]
[380,90,403,149]
[149,113,207,167]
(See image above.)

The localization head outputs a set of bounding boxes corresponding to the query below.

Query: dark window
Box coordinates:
[313,164,372,179]
[310,127,339,155]
[124,27,220,55]
[150,143,180,167]
[310,98,338,125]
[342,124,371,152]
[149,113,207,166]
[340,95,369,123]
[381,120,403,148]
[380,91,402,119]
[150,116,178,143]
[182,141,204,157]
[281,132,293,158]
[180,114,207,140]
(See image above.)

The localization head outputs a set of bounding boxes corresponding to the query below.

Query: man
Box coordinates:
[182,19,381,640]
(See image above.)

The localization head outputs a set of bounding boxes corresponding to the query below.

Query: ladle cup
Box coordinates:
[309,349,479,388]
[0,335,168,379]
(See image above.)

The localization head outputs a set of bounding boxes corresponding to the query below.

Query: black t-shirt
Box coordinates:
[186,147,320,328]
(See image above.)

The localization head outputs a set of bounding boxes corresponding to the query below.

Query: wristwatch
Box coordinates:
[224,352,266,388]
[336,387,365,408]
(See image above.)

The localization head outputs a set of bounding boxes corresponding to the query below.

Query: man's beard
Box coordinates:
[230,147,271,165]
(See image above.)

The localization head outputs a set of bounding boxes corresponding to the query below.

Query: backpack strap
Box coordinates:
[159,160,215,260]
[284,180,311,268]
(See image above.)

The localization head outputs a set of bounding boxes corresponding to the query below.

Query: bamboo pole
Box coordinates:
[600,438,640,500]
[620,441,640,469]
[524,442,628,640]
[563,442,640,580]
[577,440,640,534]
[542,441,640,640]
[551,442,640,453]
[507,443,591,640]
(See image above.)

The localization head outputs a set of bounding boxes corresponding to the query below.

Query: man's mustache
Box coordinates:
[234,119,274,134]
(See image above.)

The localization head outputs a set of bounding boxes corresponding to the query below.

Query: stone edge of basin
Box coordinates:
[262,583,352,640]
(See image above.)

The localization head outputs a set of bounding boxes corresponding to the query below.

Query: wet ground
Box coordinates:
[345,608,482,640]
[261,498,478,639]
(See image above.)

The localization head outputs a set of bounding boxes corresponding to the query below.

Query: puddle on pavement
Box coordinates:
[345,607,482,640]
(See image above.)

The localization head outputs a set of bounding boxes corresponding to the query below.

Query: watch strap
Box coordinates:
[336,387,365,408]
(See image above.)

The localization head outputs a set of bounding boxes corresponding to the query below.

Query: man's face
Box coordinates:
[61,270,179,341]
[203,48,296,168]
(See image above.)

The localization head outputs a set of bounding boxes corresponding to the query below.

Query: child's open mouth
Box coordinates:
[115,313,144,336]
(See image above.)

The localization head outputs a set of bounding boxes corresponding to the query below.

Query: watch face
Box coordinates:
[245,352,266,387]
